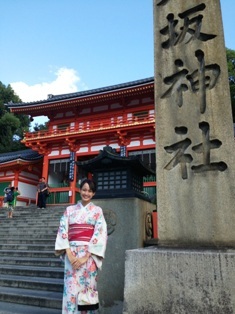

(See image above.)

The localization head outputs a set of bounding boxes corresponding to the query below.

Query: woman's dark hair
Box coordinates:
[80,178,97,193]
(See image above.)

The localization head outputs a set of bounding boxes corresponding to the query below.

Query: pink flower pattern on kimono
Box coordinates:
[88,261,97,273]
[92,238,98,244]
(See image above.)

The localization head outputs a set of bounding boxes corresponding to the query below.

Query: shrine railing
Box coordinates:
[24,113,155,141]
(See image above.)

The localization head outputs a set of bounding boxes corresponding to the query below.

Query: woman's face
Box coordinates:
[80,183,95,206]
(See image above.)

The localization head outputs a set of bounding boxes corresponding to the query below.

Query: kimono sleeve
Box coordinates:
[55,207,70,255]
[88,206,108,269]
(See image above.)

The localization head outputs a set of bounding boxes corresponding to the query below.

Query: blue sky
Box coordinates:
[0,0,235,125]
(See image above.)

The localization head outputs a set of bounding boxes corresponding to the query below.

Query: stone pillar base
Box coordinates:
[123,247,235,314]
[93,198,155,313]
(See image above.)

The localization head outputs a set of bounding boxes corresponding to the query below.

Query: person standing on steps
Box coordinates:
[37,177,49,209]
[55,178,108,314]
[3,184,11,207]
[7,187,20,218]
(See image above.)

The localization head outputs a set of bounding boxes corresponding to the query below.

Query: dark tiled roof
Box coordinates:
[0,149,42,164]
[6,77,154,108]
[77,145,155,176]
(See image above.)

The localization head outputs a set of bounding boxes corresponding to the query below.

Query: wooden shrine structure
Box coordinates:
[1,77,156,206]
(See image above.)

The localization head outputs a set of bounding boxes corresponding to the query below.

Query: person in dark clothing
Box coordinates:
[3,184,11,206]
[7,187,20,218]
[37,177,49,209]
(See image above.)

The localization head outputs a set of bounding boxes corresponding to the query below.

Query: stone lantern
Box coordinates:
[77,145,155,201]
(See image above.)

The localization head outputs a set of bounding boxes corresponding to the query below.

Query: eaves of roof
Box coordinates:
[5,77,154,110]
[0,149,43,164]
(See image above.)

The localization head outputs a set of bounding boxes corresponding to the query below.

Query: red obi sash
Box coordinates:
[68,224,94,242]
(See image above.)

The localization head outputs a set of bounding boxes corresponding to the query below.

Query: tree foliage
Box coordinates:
[32,122,48,132]
[0,82,30,153]
[226,48,235,122]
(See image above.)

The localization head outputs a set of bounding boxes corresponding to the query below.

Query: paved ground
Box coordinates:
[0,301,124,314]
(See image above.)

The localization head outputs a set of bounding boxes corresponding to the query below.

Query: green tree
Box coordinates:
[226,48,235,122]
[0,82,30,153]
[32,122,48,132]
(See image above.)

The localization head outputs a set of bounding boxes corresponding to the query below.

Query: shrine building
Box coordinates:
[1,77,156,206]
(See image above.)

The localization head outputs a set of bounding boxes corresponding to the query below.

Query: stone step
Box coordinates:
[0,286,62,309]
[2,214,62,218]
[0,218,59,222]
[0,301,61,314]
[0,238,56,244]
[0,209,64,218]
[0,230,58,236]
[0,205,64,311]
[0,221,60,226]
[1,212,59,216]
[0,223,58,228]
[0,244,55,251]
[0,205,64,211]
[0,225,57,230]
[0,219,60,224]
[0,217,59,223]
[0,234,56,240]
[0,210,62,216]
[0,249,57,258]
[0,256,63,267]
[0,218,59,224]
[0,274,63,292]
[0,265,63,279]
[0,230,57,236]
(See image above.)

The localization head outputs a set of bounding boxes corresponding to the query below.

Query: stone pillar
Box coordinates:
[154,0,235,246]
[123,1,235,312]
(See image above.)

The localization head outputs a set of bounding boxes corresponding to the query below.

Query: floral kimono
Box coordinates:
[55,202,107,314]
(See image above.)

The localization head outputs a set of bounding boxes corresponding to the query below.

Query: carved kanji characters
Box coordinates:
[164,123,227,179]
[160,4,216,49]
[161,50,220,113]
[161,59,189,107]
[164,127,193,179]
[191,121,227,172]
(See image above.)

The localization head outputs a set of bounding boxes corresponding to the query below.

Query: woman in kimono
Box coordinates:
[55,179,107,314]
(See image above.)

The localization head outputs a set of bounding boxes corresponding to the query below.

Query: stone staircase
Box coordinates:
[0,205,66,313]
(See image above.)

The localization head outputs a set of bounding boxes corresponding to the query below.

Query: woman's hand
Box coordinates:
[66,249,91,269]
[66,248,77,265]
[72,252,91,269]
[77,252,91,266]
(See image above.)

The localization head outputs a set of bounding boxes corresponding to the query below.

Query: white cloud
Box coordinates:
[10,67,88,130]
[10,67,86,102]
